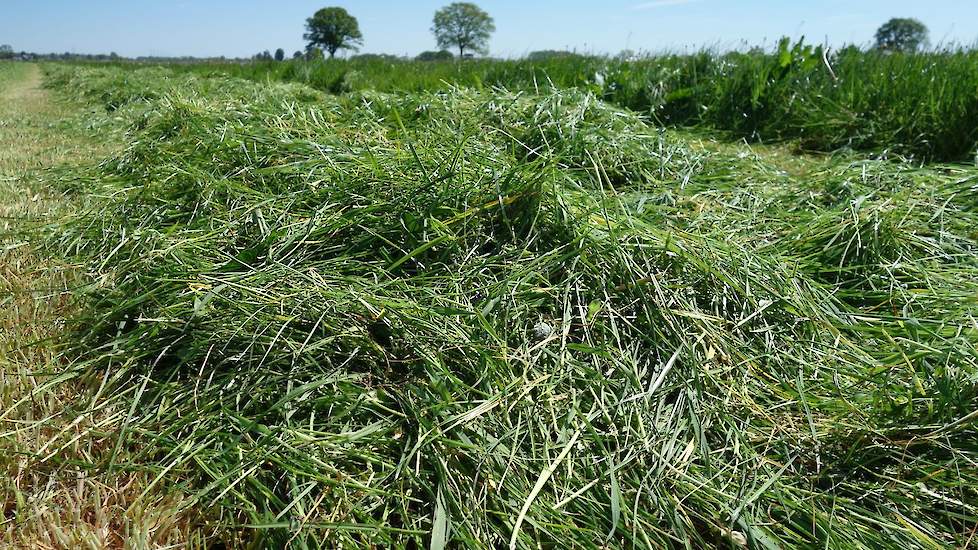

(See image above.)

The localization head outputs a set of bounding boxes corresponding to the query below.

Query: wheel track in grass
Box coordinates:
[0,63,201,549]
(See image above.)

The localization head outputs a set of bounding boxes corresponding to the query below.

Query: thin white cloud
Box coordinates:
[632,0,699,10]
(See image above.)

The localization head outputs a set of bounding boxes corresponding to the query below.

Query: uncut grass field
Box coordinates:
[1,53,977,549]
[173,42,978,162]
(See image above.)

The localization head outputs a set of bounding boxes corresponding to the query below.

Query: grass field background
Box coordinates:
[163,42,978,162]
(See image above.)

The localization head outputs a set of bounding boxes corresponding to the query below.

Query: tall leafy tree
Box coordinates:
[432,3,495,58]
[274,48,285,62]
[304,7,363,59]
[875,18,929,52]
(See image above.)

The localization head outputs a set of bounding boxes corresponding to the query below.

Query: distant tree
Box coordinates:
[293,50,304,59]
[416,49,454,62]
[432,3,495,58]
[875,18,929,52]
[274,48,286,61]
[350,53,400,62]
[304,7,363,58]
[526,50,576,61]
[0,45,14,60]
[305,47,325,61]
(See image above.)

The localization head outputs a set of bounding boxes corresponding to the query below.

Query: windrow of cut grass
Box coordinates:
[31,64,978,548]
[158,42,978,162]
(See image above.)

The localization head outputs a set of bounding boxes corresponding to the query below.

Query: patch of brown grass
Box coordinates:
[0,63,202,549]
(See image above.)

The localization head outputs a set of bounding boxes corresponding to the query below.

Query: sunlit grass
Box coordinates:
[23,64,978,548]
[147,44,978,162]
[0,62,198,548]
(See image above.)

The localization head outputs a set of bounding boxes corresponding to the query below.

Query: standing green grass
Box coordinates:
[168,43,978,162]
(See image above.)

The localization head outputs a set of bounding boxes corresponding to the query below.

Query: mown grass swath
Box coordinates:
[31,64,978,547]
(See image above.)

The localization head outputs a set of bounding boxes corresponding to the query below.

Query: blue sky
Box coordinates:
[2,1,975,58]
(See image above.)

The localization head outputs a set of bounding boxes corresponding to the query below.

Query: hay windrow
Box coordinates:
[29,64,978,548]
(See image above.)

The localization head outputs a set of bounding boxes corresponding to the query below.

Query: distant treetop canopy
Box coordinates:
[432,3,495,58]
[305,47,325,61]
[875,18,929,53]
[527,50,578,61]
[304,7,364,59]
[416,50,454,62]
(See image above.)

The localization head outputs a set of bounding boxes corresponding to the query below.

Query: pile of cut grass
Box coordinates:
[29,64,978,548]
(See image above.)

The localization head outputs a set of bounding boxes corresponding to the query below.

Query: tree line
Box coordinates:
[247,6,934,63]
[0,9,937,65]
[306,3,494,60]
[253,2,496,62]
